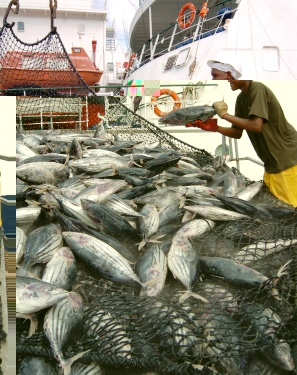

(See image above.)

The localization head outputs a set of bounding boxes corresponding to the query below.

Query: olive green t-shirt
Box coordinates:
[234,81,297,174]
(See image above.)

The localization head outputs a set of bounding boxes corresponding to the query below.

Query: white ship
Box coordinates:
[124,0,297,81]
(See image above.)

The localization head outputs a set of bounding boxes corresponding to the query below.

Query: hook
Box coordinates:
[3,0,19,29]
[49,0,58,32]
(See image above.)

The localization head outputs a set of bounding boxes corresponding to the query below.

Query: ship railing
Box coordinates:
[126,6,237,78]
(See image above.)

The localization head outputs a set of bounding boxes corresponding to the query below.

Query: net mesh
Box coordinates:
[0,25,94,97]
[8,20,296,375]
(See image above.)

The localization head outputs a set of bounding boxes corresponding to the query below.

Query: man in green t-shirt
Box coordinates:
[187,78,297,207]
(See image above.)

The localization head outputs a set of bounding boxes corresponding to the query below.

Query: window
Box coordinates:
[107,62,114,72]
[18,21,24,32]
[77,25,85,36]
[106,28,116,51]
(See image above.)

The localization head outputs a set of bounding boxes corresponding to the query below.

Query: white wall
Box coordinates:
[0,97,16,196]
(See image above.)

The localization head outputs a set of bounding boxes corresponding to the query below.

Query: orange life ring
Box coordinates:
[178,3,196,29]
[151,88,181,117]
[127,52,136,69]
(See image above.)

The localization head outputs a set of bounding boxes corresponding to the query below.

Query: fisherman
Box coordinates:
[187,58,297,207]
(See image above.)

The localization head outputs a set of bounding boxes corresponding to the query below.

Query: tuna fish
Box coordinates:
[22,223,63,269]
[236,302,295,371]
[81,199,140,239]
[18,356,60,375]
[85,308,132,359]
[167,236,200,293]
[16,226,27,264]
[42,247,76,290]
[184,204,250,221]
[199,257,268,288]
[158,106,216,125]
[43,292,87,375]
[63,232,142,285]
[234,239,297,265]
[16,162,70,185]
[16,277,69,314]
[135,244,168,296]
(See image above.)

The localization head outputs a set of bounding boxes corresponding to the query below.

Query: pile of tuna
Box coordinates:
[16,128,297,375]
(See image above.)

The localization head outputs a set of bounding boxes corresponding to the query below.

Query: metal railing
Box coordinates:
[126,6,237,78]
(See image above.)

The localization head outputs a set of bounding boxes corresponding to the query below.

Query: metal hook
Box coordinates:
[49,0,58,32]
[3,0,19,29]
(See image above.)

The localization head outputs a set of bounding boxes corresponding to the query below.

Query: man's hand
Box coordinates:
[185,119,218,132]
[213,101,228,118]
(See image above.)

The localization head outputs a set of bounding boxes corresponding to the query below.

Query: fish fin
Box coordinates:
[25,199,42,207]
[16,313,39,337]
[60,350,90,375]
[143,275,163,288]
[276,259,292,278]
[179,196,186,208]
[64,153,70,165]
[179,291,191,303]
[28,314,39,337]
[179,291,209,303]
[138,239,147,251]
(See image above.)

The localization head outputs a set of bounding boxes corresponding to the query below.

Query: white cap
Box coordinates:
[207,53,242,79]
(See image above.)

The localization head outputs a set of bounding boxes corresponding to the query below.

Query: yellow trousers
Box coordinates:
[263,164,297,207]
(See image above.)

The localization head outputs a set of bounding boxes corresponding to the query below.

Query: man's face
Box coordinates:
[211,68,230,80]
[228,79,245,91]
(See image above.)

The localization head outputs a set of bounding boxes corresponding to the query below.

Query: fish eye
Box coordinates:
[33,291,38,298]
[279,345,288,354]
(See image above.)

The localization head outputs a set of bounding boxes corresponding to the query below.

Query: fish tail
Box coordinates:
[60,350,90,375]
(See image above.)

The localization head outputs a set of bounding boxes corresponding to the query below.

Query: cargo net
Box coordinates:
[16,99,297,374]
[0,25,94,96]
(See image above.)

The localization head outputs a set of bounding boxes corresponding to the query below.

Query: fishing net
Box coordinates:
[0,24,94,97]
[16,204,297,374]
[16,112,297,374]
[11,26,296,372]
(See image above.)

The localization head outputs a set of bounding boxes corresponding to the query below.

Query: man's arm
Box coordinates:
[217,124,243,139]
[213,101,264,137]
[222,114,264,133]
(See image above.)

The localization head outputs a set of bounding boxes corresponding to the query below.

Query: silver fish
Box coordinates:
[184,205,250,221]
[135,244,168,296]
[22,224,63,269]
[137,204,160,240]
[173,218,216,239]
[16,276,69,314]
[18,356,60,375]
[16,226,27,264]
[69,156,128,173]
[44,292,87,375]
[85,309,132,359]
[168,236,199,291]
[63,232,142,285]
[16,141,36,157]
[235,181,264,201]
[158,105,216,125]
[74,181,127,203]
[234,239,297,264]
[17,162,70,185]
[54,194,98,229]
[42,247,76,290]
